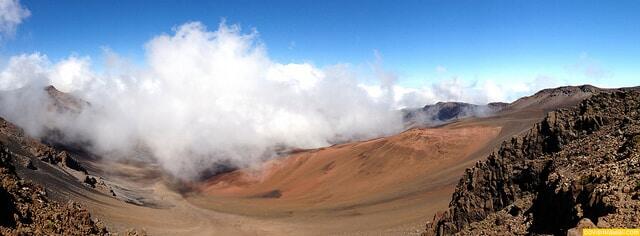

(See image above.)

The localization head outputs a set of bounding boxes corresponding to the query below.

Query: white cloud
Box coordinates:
[0,0,29,39]
[266,63,324,90]
[49,56,95,92]
[0,53,48,90]
[389,75,565,108]
[0,22,405,179]
[435,65,447,73]
[393,77,496,107]
[0,53,96,93]
[0,20,586,179]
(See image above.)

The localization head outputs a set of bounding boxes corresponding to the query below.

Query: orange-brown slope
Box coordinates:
[200,126,500,207]
[186,93,564,234]
[185,123,504,235]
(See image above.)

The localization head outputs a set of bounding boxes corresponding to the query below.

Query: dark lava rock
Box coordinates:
[424,90,640,235]
[83,176,97,188]
[0,144,109,235]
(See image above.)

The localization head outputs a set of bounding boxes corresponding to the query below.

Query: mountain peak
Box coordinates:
[44,85,89,113]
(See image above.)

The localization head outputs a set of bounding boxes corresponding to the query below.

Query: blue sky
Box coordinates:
[2,0,639,89]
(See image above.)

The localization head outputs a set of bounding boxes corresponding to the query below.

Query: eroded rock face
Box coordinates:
[425,90,640,235]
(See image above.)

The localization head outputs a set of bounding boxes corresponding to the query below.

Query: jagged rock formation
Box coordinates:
[424,90,640,235]
[0,144,109,235]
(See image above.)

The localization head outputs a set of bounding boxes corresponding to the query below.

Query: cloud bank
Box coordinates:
[0,20,587,179]
[0,22,405,179]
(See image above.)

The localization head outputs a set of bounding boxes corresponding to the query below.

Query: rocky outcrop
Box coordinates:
[0,108,138,234]
[0,115,87,174]
[0,144,109,235]
[424,90,640,235]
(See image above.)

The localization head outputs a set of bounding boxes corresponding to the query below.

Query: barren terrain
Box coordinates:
[65,110,542,235]
[2,85,607,235]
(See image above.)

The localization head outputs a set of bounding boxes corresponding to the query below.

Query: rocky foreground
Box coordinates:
[0,143,109,235]
[425,90,640,235]
[0,111,144,235]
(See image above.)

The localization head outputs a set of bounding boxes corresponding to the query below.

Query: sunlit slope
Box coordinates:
[199,126,500,208]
